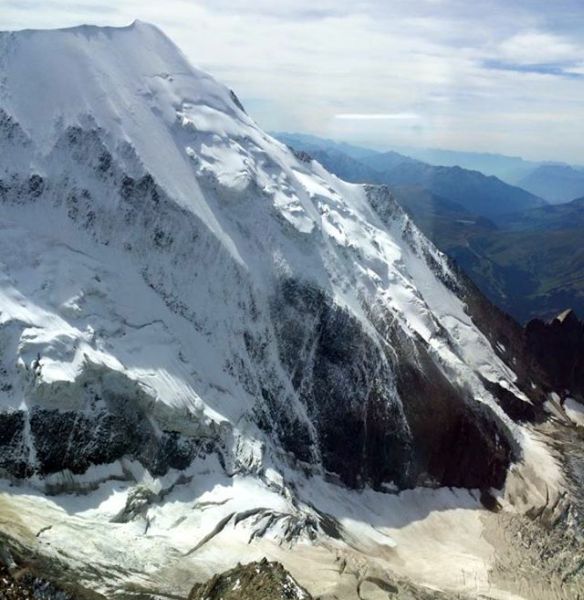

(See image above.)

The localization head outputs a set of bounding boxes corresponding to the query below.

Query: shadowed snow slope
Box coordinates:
[0,21,574,599]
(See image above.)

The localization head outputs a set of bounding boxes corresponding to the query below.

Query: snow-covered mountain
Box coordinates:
[0,21,581,600]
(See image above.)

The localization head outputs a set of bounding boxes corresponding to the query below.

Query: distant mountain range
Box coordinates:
[361,152,545,218]
[275,133,584,322]
[277,132,546,218]
[375,145,584,204]
[389,146,537,182]
[517,164,584,204]
[278,132,584,206]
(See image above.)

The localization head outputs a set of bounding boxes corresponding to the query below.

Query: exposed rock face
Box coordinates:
[0,364,215,484]
[440,255,549,421]
[0,561,75,600]
[0,407,206,480]
[0,412,30,479]
[271,275,515,491]
[526,309,584,399]
[271,277,411,488]
[188,559,312,600]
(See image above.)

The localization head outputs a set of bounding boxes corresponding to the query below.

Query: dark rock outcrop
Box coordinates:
[0,365,215,484]
[272,275,516,492]
[391,337,514,489]
[188,559,312,600]
[0,561,76,600]
[0,405,210,482]
[525,309,584,399]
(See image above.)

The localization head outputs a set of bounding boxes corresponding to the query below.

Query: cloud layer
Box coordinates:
[1,0,583,162]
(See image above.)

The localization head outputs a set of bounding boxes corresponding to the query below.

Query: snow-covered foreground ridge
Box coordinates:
[0,21,574,599]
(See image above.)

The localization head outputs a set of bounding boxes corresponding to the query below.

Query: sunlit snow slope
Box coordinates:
[0,21,568,599]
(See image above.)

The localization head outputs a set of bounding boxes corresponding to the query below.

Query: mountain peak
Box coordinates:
[1,19,164,41]
[553,308,578,325]
[0,20,237,129]
[0,20,252,224]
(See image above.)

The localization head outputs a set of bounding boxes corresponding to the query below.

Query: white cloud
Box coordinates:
[565,63,584,76]
[496,30,581,65]
[335,113,421,120]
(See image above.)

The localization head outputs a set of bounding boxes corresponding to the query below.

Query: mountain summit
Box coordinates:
[0,23,581,599]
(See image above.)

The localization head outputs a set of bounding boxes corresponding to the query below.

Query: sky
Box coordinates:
[1,0,583,163]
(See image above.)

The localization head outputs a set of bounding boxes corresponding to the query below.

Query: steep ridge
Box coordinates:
[0,22,580,599]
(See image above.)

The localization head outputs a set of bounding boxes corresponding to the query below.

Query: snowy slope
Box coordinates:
[0,21,571,599]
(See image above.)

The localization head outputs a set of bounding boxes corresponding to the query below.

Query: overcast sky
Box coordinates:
[1,0,583,163]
